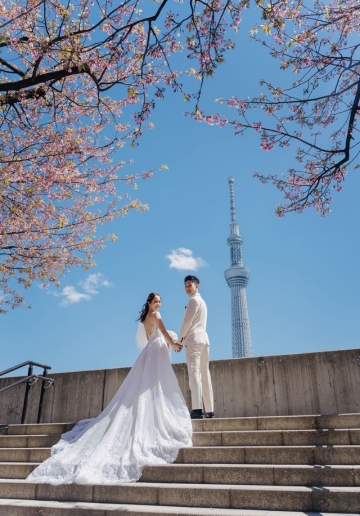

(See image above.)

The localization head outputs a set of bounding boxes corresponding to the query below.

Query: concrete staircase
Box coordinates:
[0,414,359,515]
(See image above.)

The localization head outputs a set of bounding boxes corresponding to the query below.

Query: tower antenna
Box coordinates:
[224,177,253,358]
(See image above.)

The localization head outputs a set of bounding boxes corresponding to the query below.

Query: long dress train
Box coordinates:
[26,325,192,484]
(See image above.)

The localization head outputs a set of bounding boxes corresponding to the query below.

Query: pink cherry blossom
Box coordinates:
[0,0,244,312]
[200,0,359,218]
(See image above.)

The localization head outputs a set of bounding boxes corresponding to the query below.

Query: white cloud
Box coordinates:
[166,248,208,271]
[79,273,114,295]
[57,286,91,307]
[47,272,113,307]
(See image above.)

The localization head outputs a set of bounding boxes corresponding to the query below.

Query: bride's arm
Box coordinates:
[153,313,182,352]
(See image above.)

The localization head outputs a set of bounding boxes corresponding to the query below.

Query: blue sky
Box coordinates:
[2,5,360,375]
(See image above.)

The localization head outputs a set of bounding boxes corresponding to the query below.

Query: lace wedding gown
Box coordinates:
[26,324,192,484]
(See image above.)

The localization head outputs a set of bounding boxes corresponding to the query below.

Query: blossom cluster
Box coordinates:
[0,0,243,311]
[198,0,360,217]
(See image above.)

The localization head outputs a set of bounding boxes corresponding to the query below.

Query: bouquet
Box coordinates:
[167,330,178,346]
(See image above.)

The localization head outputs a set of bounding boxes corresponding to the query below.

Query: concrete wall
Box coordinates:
[1,348,359,425]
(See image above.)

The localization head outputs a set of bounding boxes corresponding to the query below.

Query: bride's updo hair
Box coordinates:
[137,292,161,323]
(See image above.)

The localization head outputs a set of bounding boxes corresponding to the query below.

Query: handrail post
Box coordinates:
[21,364,33,425]
[1,360,54,425]
[37,368,48,424]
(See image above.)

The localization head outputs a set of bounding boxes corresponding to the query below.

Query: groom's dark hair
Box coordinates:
[184,275,200,285]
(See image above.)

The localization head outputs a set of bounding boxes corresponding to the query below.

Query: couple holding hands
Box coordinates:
[138,274,214,420]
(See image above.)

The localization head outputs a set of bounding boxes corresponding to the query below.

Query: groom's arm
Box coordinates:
[178,298,199,343]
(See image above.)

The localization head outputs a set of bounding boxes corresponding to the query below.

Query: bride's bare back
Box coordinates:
[143,311,173,347]
[143,312,157,340]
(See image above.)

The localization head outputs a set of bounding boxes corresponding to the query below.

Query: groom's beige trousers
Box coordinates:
[185,341,214,413]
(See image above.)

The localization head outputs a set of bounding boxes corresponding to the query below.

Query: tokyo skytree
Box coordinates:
[224,177,253,358]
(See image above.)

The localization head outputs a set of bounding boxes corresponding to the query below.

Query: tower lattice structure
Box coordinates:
[224,177,253,358]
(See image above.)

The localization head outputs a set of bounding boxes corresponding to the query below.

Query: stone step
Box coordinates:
[0,462,39,479]
[175,446,360,465]
[1,414,359,438]
[0,434,60,448]
[0,499,356,516]
[0,448,50,462]
[2,445,360,466]
[0,423,74,436]
[193,429,360,447]
[1,461,359,486]
[1,429,359,450]
[0,480,359,512]
[139,463,360,487]
[192,414,360,432]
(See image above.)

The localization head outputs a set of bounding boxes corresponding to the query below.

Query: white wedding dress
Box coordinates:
[26,322,192,484]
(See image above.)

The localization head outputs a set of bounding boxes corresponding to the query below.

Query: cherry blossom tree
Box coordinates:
[0,0,242,312]
[199,0,360,217]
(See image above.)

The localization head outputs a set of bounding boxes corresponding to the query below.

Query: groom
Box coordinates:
[177,275,214,419]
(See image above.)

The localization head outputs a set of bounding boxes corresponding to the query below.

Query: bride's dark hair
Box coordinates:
[137,292,161,323]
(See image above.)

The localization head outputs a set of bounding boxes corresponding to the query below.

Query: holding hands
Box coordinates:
[172,342,183,352]
[166,330,182,352]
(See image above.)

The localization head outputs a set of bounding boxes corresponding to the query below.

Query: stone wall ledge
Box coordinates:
[1,348,359,425]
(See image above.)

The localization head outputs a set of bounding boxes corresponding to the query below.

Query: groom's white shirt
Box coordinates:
[179,292,209,347]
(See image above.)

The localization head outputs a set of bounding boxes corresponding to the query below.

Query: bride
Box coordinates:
[26,293,192,484]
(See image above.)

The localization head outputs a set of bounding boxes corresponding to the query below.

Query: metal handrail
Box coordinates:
[0,360,55,424]
[0,360,52,378]
[0,375,55,393]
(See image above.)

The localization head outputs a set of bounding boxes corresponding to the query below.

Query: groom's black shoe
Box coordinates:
[206,412,215,418]
[190,409,204,419]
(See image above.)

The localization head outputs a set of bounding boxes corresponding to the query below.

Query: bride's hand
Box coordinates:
[171,342,182,352]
